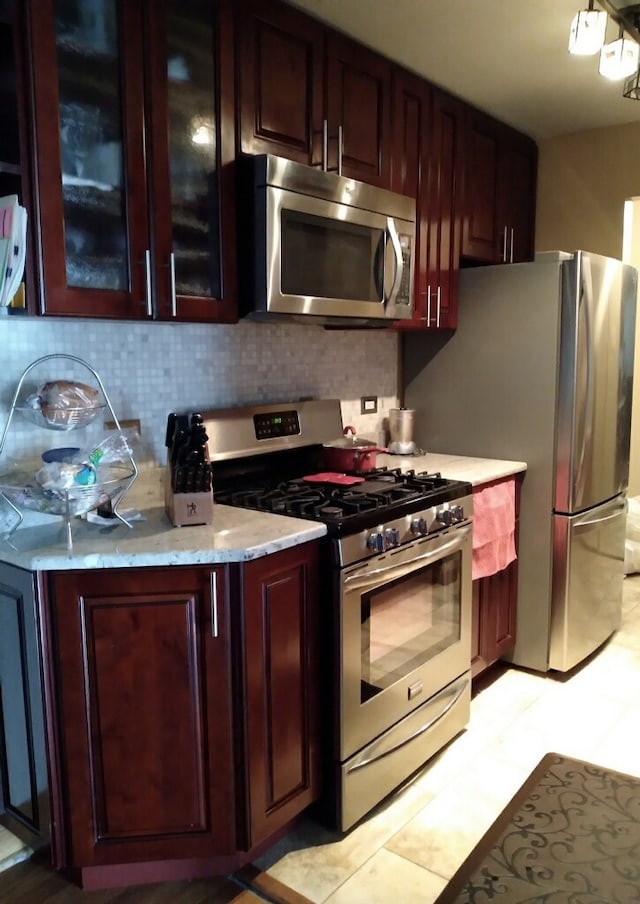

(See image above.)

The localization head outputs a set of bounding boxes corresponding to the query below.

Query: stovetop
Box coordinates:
[213,465,472,537]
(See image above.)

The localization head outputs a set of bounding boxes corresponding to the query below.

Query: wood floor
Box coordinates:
[0,854,311,904]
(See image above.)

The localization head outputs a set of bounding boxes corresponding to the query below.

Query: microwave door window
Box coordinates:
[281,210,383,303]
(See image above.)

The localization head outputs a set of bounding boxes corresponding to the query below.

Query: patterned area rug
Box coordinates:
[435,752,640,903]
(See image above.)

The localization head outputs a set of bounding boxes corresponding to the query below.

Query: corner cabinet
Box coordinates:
[26,0,237,322]
[236,0,392,188]
[41,542,321,888]
[391,70,463,330]
[461,107,537,265]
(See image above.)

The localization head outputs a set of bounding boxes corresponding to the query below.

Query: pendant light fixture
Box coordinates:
[599,25,640,79]
[623,66,640,98]
[568,0,608,54]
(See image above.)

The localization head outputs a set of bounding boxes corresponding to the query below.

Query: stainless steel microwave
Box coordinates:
[241,154,416,325]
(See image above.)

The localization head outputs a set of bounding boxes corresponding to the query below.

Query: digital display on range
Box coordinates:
[253,410,300,439]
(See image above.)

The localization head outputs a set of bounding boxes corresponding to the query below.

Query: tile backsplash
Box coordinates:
[0,316,399,467]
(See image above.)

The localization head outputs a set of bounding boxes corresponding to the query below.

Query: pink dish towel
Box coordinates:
[472,478,517,580]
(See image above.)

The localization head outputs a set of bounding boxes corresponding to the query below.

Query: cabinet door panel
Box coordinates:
[50,567,234,866]
[87,596,207,837]
[237,0,323,165]
[427,91,463,328]
[326,33,391,188]
[0,565,48,847]
[142,0,237,322]
[29,0,150,318]
[391,70,429,327]
[462,111,499,262]
[240,544,320,849]
[28,0,235,322]
[499,137,537,264]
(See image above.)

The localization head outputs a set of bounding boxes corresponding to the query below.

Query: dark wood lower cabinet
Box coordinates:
[471,561,518,678]
[47,566,236,882]
[0,564,49,849]
[470,476,521,679]
[39,542,321,888]
[236,543,320,849]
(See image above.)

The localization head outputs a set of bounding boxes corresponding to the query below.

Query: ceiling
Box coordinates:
[287,0,640,141]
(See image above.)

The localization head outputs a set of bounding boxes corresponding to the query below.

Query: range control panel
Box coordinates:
[253,409,301,439]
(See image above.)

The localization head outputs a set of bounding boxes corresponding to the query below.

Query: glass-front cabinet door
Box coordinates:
[27,0,236,321]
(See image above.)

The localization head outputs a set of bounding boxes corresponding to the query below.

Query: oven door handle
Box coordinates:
[343,526,471,590]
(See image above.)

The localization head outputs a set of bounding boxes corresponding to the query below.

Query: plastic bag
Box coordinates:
[625,496,640,575]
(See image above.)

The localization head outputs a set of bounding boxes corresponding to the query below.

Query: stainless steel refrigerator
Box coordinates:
[403,251,637,672]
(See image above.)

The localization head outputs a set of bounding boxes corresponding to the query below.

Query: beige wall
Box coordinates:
[536,120,640,495]
[536,120,640,257]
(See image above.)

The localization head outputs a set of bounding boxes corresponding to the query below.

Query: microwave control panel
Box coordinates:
[398,235,412,306]
[254,410,301,439]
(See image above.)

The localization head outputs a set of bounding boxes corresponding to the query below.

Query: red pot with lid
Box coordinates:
[322,425,386,473]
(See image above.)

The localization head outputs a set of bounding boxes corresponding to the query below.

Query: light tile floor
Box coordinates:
[254,574,640,903]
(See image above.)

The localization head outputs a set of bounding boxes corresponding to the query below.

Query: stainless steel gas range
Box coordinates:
[201,399,473,832]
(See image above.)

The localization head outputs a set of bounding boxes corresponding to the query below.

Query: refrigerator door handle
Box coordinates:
[575,265,595,502]
[573,498,627,530]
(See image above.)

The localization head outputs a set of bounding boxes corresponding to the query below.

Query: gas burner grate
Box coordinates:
[213,466,471,533]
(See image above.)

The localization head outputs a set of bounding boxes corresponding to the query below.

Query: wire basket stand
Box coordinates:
[0,354,138,550]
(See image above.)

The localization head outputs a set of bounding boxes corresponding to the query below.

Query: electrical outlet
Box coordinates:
[360,395,378,415]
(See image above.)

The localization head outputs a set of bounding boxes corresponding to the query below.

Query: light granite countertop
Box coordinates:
[376,452,526,486]
[0,454,526,572]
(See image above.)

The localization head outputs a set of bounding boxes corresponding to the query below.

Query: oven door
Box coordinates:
[339,523,472,762]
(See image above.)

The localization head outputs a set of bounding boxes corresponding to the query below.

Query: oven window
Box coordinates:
[281,209,383,302]
[361,552,461,702]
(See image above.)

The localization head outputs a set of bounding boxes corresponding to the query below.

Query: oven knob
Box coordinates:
[450,505,464,523]
[410,517,428,536]
[436,508,453,527]
[367,531,385,553]
[384,527,400,548]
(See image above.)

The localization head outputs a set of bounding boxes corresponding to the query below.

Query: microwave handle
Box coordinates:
[383,217,403,307]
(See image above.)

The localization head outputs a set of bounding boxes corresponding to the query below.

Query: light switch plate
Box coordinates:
[360,395,378,414]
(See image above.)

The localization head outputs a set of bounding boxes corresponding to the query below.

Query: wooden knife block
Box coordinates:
[164,464,214,527]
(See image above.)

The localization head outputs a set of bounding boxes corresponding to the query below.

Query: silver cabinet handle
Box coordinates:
[502,226,508,263]
[509,227,514,263]
[426,285,432,326]
[169,252,177,317]
[322,119,328,172]
[144,249,152,316]
[337,124,343,176]
[436,285,441,327]
[210,571,218,638]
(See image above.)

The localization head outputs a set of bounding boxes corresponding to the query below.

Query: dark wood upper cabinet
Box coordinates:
[236,0,392,189]
[462,107,537,265]
[236,0,324,166]
[424,88,464,329]
[324,31,391,187]
[391,68,430,329]
[26,0,237,322]
[391,72,462,330]
[497,129,538,265]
